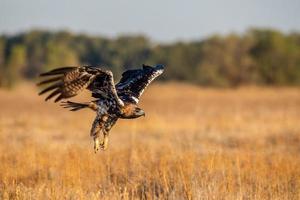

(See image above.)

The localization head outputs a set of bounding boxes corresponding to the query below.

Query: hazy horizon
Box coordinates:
[1,0,299,42]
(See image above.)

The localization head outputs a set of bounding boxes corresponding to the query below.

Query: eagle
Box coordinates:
[38,64,164,152]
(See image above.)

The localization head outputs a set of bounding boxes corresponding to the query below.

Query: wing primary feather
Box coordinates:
[38,83,62,95]
[39,66,124,104]
[54,94,63,102]
[45,89,60,101]
[40,67,76,76]
[47,67,76,73]
[70,107,82,111]
[116,64,164,102]
[37,76,62,85]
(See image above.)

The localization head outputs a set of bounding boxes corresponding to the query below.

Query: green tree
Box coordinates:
[195,34,257,87]
[250,29,300,85]
[0,28,300,88]
[45,41,79,71]
[5,44,27,87]
[0,37,5,86]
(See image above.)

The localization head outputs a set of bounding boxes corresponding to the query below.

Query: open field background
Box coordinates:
[0,83,299,199]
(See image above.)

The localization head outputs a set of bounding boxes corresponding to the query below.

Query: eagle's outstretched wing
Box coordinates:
[116,64,164,103]
[38,66,124,106]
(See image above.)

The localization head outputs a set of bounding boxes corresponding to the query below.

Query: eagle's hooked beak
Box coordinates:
[140,110,145,117]
[137,108,145,117]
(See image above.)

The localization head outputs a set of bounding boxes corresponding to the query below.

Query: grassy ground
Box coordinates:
[0,83,299,199]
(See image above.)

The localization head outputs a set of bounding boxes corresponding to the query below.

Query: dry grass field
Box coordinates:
[0,83,299,200]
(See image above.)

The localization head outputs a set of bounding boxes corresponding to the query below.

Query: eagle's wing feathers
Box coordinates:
[38,66,124,106]
[116,64,164,103]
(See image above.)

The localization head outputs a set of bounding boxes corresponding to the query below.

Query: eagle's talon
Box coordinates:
[100,136,108,150]
[94,137,100,153]
[93,136,108,152]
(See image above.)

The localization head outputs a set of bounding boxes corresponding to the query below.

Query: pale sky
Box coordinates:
[0,0,299,42]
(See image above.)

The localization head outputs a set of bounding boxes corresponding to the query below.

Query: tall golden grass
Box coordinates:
[0,83,299,199]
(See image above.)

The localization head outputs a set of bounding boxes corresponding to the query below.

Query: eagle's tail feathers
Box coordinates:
[60,101,92,111]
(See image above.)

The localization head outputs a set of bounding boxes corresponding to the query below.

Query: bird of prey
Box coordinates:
[38,64,164,152]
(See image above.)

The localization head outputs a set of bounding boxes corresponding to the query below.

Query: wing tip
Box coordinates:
[39,66,77,76]
[142,64,164,72]
[155,64,164,71]
[37,77,61,86]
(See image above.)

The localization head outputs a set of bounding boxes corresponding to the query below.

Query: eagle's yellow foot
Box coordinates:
[94,137,101,153]
[99,136,109,150]
[93,136,108,153]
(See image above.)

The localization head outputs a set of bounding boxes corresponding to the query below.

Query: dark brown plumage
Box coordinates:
[38,64,164,152]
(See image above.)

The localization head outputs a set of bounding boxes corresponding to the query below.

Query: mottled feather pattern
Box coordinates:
[38,66,123,104]
[39,64,164,104]
[62,73,92,97]
[116,64,164,103]
[38,64,164,151]
[38,67,95,102]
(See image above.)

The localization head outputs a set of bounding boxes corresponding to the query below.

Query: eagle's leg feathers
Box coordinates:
[91,117,103,153]
[99,115,109,150]
[94,128,109,151]
[91,114,110,152]
[99,131,109,150]
[98,116,118,151]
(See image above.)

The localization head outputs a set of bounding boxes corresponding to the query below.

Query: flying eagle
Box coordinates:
[38,64,164,152]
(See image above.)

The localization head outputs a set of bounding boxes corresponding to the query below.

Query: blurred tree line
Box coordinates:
[0,28,299,87]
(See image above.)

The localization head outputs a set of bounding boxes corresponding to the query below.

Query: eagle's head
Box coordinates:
[132,107,145,118]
